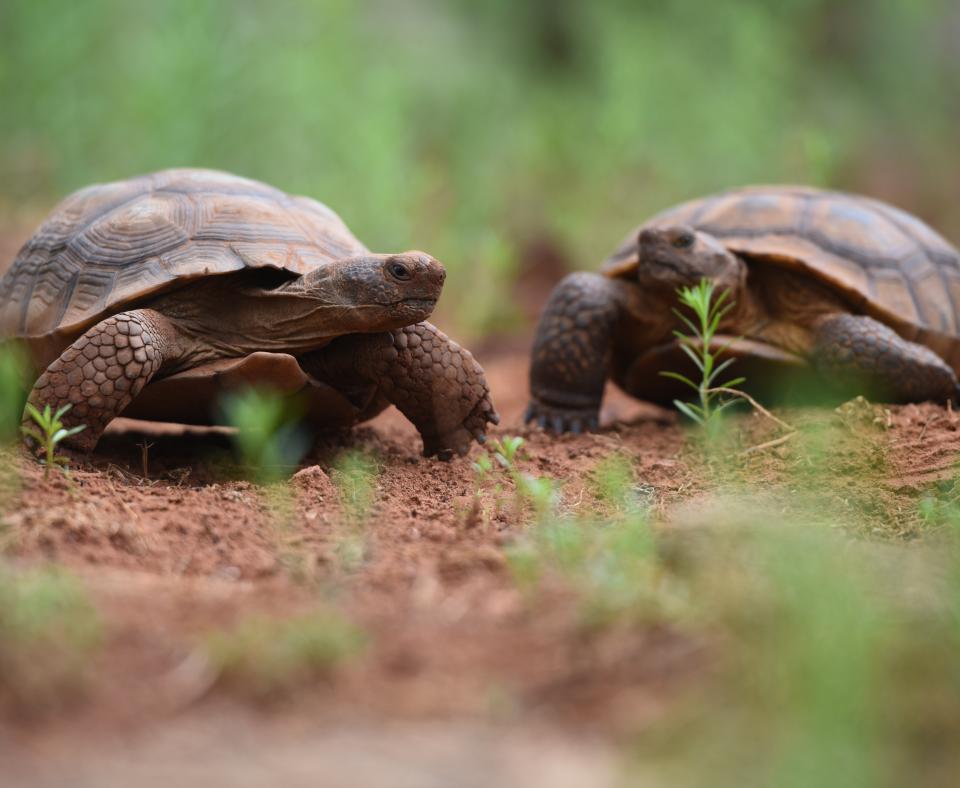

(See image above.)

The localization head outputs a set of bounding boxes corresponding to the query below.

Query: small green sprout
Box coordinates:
[472,435,524,477]
[660,278,745,432]
[471,451,494,482]
[489,435,525,470]
[20,403,86,477]
[472,435,557,522]
[515,473,561,520]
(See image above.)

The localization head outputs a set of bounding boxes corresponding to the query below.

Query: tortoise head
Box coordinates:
[636,225,745,296]
[302,251,446,330]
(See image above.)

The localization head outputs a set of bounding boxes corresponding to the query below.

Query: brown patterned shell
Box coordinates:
[0,168,368,339]
[602,186,960,360]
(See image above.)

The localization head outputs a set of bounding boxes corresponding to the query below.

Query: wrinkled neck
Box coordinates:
[152,271,365,358]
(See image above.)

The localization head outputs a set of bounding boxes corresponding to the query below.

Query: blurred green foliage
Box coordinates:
[0,343,28,444]
[2,0,959,335]
[506,453,661,628]
[329,449,380,570]
[205,609,367,700]
[627,512,960,788]
[0,564,102,714]
[331,449,379,524]
[219,386,308,482]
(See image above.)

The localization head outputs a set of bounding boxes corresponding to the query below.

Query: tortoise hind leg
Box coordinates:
[299,321,498,459]
[813,314,960,403]
[25,309,180,452]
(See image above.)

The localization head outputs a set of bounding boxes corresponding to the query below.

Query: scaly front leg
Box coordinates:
[301,322,498,459]
[24,309,181,452]
[526,272,621,433]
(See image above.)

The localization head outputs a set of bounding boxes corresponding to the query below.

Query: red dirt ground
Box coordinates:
[2,214,959,782]
[3,342,959,785]
[0,348,707,786]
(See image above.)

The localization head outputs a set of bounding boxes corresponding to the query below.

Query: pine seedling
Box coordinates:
[20,403,86,477]
[660,279,745,434]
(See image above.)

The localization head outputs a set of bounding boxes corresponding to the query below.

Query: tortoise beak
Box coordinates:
[399,251,446,288]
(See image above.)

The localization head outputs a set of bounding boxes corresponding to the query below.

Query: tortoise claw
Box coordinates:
[422,392,498,460]
[437,448,454,461]
[526,398,601,435]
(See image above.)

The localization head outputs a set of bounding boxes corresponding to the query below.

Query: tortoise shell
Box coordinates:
[601,186,960,362]
[0,168,367,339]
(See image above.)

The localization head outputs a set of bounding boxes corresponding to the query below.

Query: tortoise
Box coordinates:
[0,168,498,457]
[526,185,960,432]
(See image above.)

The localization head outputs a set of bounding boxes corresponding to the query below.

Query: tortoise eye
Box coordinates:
[388,262,412,281]
[672,232,695,249]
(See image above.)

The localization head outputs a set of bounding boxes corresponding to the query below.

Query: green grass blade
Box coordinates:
[20,425,44,443]
[671,308,699,337]
[719,376,747,389]
[53,425,86,443]
[674,400,705,424]
[659,371,699,390]
[677,341,705,372]
[705,357,737,386]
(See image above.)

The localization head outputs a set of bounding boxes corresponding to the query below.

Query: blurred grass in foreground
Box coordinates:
[0,564,102,716]
[0,342,28,445]
[501,447,960,787]
[630,509,960,788]
[329,449,380,571]
[2,0,959,336]
[219,385,309,484]
[205,609,367,701]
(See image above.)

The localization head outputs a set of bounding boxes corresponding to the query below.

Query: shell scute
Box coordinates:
[603,186,960,343]
[194,194,312,245]
[67,192,194,267]
[0,169,366,338]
